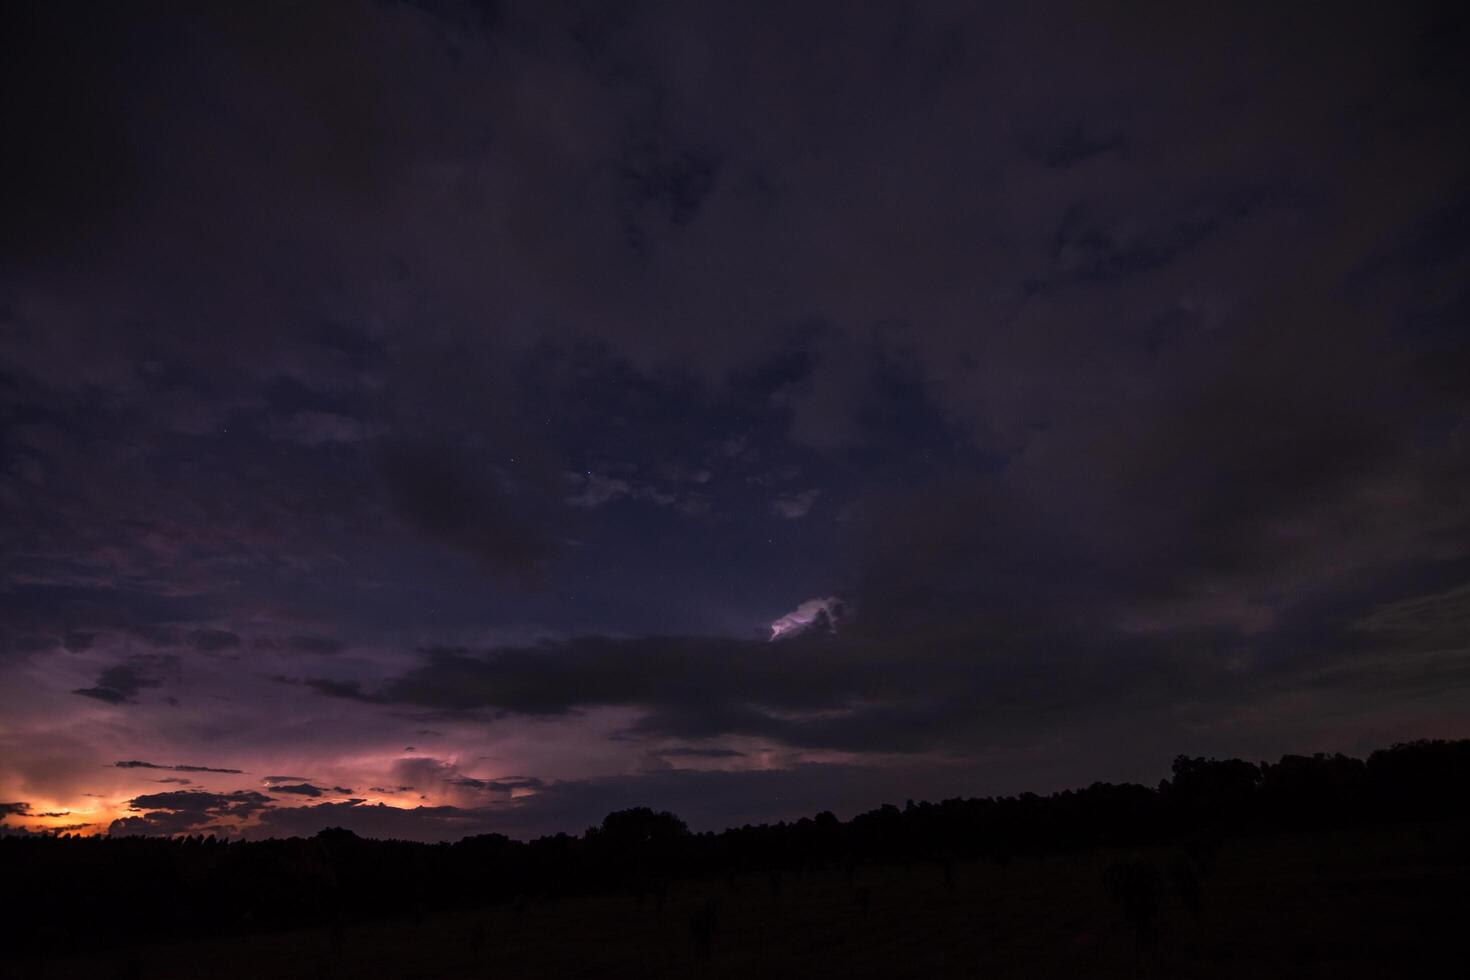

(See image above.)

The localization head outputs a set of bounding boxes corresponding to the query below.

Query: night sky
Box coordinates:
[2,1,1467,842]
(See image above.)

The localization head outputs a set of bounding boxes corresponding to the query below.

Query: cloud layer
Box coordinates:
[0,0,1466,840]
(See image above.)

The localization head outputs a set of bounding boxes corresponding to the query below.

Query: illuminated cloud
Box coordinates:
[566,472,633,508]
[769,597,845,641]
[772,489,821,520]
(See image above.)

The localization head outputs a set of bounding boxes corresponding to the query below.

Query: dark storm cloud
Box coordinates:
[298,677,382,703]
[317,636,862,717]
[1354,582,1470,641]
[2,634,59,656]
[268,783,329,798]
[5,0,1462,620]
[125,790,271,812]
[110,790,275,835]
[381,757,541,799]
[297,631,1160,752]
[0,4,140,266]
[114,761,246,774]
[188,629,241,653]
[71,686,130,705]
[0,588,215,657]
[306,603,1470,759]
[451,775,544,793]
[379,442,556,582]
[107,812,205,837]
[269,410,380,447]
[286,635,345,655]
[0,802,32,818]
[1034,186,1294,291]
[72,659,172,704]
[62,631,96,652]
[133,628,184,649]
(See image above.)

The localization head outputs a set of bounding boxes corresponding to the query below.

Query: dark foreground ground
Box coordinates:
[20,821,1468,979]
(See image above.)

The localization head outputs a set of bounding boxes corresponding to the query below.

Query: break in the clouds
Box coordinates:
[1,0,1467,841]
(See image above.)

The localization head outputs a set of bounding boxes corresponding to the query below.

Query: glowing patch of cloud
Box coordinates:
[771,488,821,520]
[769,597,844,641]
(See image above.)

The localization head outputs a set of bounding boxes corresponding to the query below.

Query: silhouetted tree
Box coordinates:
[1164,755,1263,829]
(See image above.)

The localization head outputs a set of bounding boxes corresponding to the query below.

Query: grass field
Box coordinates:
[21,821,1467,979]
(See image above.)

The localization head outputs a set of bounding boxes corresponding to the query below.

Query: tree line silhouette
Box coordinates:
[3,738,1466,956]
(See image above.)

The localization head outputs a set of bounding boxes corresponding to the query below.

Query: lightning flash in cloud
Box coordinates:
[769,597,845,641]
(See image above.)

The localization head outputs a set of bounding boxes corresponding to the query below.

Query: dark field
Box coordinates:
[22,820,1466,980]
